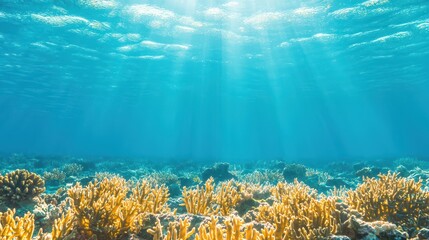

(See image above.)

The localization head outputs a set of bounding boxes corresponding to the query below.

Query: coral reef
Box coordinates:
[345,215,408,239]
[43,169,66,185]
[32,176,171,240]
[195,216,275,240]
[394,157,429,170]
[257,180,340,239]
[0,170,45,204]
[61,163,83,176]
[0,209,34,239]
[240,170,283,184]
[148,217,195,240]
[67,177,139,239]
[182,178,244,217]
[347,172,429,230]
[282,163,307,182]
[182,178,217,215]
[202,163,236,182]
[2,155,429,240]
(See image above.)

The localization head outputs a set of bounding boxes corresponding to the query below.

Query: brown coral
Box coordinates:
[0,169,45,203]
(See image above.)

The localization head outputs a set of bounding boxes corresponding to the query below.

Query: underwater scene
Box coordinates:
[1,0,429,239]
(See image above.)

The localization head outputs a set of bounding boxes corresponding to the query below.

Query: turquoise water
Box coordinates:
[0,0,428,161]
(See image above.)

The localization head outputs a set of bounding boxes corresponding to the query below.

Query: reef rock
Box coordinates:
[202,163,236,182]
[346,215,408,240]
[282,163,307,182]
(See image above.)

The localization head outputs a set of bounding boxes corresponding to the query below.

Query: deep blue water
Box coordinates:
[0,0,428,161]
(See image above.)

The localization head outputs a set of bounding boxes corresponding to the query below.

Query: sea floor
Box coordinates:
[1,154,429,239]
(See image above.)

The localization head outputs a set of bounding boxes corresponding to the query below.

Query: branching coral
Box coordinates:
[241,170,283,184]
[4,165,426,240]
[215,180,242,216]
[195,216,275,240]
[148,217,195,240]
[43,169,66,184]
[182,178,245,216]
[346,172,429,228]
[67,177,142,239]
[270,180,316,204]
[237,182,271,201]
[146,171,179,186]
[49,210,76,240]
[60,176,171,239]
[0,209,34,240]
[131,180,170,214]
[282,164,307,182]
[62,163,83,176]
[182,178,217,215]
[0,169,45,203]
[257,181,340,239]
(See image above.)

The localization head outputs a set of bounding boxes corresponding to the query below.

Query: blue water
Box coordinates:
[0,0,428,161]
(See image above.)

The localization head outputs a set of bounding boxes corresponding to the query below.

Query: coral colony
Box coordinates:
[1,159,429,239]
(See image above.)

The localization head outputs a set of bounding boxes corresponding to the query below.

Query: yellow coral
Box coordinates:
[195,216,275,240]
[271,180,316,204]
[0,209,34,240]
[182,178,244,216]
[67,177,135,239]
[50,210,75,240]
[131,180,170,214]
[63,176,171,239]
[195,216,223,240]
[182,178,217,215]
[257,181,340,239]
[148,217,195,240]
[346,172,429,228]
[216,180,242,216]
[0,169,45,203]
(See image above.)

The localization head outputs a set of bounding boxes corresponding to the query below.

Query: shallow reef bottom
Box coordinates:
[1,155,429,240]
